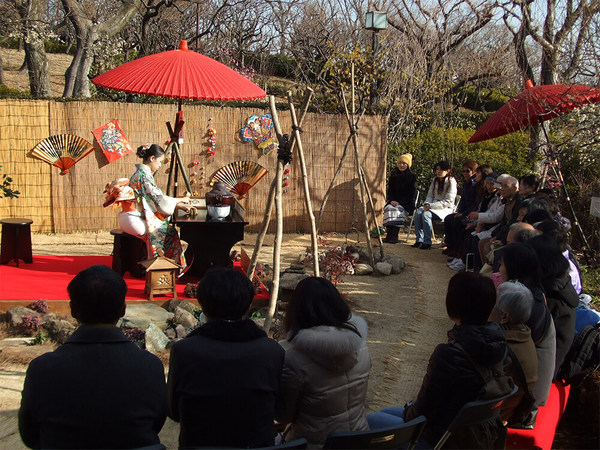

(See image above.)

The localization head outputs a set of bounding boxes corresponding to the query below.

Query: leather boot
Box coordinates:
[385,226,399,244]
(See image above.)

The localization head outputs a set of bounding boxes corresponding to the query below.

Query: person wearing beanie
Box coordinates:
[384,154,417,244]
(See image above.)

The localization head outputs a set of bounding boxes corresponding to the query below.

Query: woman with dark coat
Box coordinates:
[384,153,417,243]
[367,272,512,448]
[527,234,579,377]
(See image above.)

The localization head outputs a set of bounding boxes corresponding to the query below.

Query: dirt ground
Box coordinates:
[0,231,454,448]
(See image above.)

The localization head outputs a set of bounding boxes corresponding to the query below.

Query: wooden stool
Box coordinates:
[110,229,147,278]
[1,218,33,267]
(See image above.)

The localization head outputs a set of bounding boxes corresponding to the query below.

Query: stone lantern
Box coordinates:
[139,253,181,301]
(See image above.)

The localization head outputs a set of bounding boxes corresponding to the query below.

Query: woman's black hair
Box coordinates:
[284,277,358,340]
[475,164,494,202]
[527,234,570,280]
[519,173,540,192]
[535,220,568,252]
[445,272,496,325]
[501,242,541,287]
[433,160,452,195]
[136,144,165,161]
[521,197,552,224]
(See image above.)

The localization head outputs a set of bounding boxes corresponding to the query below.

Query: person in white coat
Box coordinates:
[275,277,371,447]
[412,160,457,250]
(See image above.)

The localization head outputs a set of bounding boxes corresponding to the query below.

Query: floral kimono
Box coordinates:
[129,164,186,269]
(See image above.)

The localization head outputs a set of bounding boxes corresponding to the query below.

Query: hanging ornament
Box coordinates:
[205,118,217,163]
[283,167,291,194]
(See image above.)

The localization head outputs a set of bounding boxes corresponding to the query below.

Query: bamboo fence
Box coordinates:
[0,99,387,235]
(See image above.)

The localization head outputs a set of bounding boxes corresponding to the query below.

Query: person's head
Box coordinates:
[506,222,538,244]
[523,206,553,225]
[196,268,254,321]
[498,174,519,199]
[446,272,496,325]
[535,219,568,252]
[434,160,451,179]
[285,277,354,340]
[490,281,534,325]
[68,265,127,325]
[475,164,494,184]
[462,160,478,180]
[397,153,413,171]
[518,174,540,196]
[527,234,570,280]
[484,175,500,193]
[499,242,540,285]
[136,143,166,172]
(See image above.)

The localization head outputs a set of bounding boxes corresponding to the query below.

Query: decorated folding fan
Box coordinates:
[239,113,278,155]
[92,119,133,163]
[210,161,268,199]
[29,134,95,175]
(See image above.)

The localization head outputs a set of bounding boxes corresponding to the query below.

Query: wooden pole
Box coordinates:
[247,88,314,281]
[263,95,285,333]
[287,91,320,277]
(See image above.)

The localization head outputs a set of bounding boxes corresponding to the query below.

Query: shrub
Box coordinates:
[30,331,47,345]
[18,315,41,336]
[27,299,49,314]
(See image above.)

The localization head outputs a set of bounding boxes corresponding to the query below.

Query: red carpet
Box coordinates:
[0,255,186,301]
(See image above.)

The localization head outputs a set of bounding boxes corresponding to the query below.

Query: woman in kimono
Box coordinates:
[120,143,192,268]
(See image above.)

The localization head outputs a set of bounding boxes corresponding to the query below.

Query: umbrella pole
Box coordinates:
[539,121,593,261]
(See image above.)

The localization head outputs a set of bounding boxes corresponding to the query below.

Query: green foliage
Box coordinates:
[1,165,20,198]
[262,53,297,78]
[456,86,510,112]
[266,83,290,97]
[0,83,29,99]
[43,40,76,55]
[388,127,534,197]
[249,310,263,319]
[30,331,47,346]
[580,264,600,310]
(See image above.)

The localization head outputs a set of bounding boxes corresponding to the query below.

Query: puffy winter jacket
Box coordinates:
[275,314,371,446]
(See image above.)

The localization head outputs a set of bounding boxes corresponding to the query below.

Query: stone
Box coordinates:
[358,248,371,261]
[174,306,198,329]
[288,264,306,273]
[348,252,360,262]
[382,255,406,273]
[175,324,187,339]
[354,263,373,276]
[165,328,176,339]
[376,262,393,276]
[145,323,170,354]
[42,317,75,344]
[279,272,310,291]
[5,307,40,328]
[169,298,197,315]
[119,304,173,331]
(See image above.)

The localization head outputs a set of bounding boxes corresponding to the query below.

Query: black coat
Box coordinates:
[387,168,417,214]
[544,274,579,377]
[404,323,507,448]
[167,319,285,448]
[19,327,168,449]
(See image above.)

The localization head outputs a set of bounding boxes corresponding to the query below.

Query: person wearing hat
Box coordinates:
[383,154,417,243]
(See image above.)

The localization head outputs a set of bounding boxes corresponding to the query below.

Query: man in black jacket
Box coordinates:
[19,265,168,449]
[167,268,285,448]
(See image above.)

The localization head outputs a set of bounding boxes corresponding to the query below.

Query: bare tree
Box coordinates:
[61,0,143,97]
[14,0,50,97]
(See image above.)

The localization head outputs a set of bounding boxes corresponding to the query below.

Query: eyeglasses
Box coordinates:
[462,169,472,173]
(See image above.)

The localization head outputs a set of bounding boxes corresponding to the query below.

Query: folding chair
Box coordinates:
[404,191,420,242]
[323,415,427,449]
[432,194,461,245]
[433,385,518,450]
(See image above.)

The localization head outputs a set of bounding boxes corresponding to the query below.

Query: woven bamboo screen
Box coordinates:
[0,99,387,234]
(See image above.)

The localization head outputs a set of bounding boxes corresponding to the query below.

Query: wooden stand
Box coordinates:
[110,229,147,278]
[0,218,33,267]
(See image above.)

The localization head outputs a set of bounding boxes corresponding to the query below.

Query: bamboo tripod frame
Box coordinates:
[247,89,319,332]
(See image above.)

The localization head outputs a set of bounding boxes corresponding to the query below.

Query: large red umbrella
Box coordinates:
[93,40,266,101]
[468,80,600,143]
[93,40,266,195]
[468,80,600,259]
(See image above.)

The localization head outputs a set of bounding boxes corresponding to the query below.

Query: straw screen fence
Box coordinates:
[0,99,387,235]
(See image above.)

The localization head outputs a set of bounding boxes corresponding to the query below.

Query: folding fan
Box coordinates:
[210,161,268,199]
[30,134,95,175]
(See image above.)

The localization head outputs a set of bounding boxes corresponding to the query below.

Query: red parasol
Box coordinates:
[468,80,600,143]
[92,40,266,101]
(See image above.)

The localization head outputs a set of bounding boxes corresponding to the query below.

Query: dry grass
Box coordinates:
[0,48,72,96]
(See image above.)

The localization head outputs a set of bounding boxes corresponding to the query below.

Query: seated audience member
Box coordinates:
[449,173,502,271]
[506,222,538,245]
[412,160,457,250]
[384,153,417,243]
[499,244,556,405]
[528,235,579,378]
[367,272,512,448]
[167,268,285,448]
[535,188,572,232]
[517,198,552,223]
[19,265,168,450]
[443,160,479,257]
[478,174,522,270]
[518,174,540,199]
[276,277,370,446]
[491,282,539,426]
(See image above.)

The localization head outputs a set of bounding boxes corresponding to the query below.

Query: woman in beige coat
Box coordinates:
[275,277,371,446]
